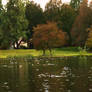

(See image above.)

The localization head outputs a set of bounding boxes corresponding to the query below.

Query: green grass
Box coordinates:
[0,47,92,58]
[0,49,42,58]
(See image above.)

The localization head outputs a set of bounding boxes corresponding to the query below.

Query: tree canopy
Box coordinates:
[33,22,66,55]
[0,0,28,49]
[0,0,92,50]
[25,1,44,48]
[71,0,92,46]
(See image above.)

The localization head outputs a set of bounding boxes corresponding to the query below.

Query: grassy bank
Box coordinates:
[0,47,92,58]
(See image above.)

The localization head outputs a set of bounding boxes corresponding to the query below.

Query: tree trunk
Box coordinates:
[16,42,19,49]
[67,31,72,46]
[16,40,22,49]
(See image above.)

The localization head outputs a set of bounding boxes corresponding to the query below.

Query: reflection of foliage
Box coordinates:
[33,22,67,56]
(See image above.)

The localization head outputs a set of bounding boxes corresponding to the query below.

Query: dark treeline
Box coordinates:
[0,0,92,49]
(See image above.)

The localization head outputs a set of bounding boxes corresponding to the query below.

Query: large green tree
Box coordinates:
[60,4,76,45]
[0,0,28,49]
[0,0,10,49]
[44,0,62,23]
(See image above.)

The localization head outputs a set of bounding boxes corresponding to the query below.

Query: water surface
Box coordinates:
[0,56,92,92]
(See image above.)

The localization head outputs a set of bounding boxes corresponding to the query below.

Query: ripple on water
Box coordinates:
[67,89,71,92]
[4,82,8,85]
[89,88,92,91]
[3,65,8,68]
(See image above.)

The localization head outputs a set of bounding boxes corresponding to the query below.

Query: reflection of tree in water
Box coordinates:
[27,59,68,92]
[0,59,31,92]
[0,57,92,92]
[0,59,19,92]
[28,61,38,92]
[64,56,89,92]
[24,57,92,92]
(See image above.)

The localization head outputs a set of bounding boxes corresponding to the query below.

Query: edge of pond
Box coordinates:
[0,54,92,61]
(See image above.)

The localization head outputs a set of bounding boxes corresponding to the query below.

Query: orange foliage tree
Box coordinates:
[85,26,92,48]
[32,22,66,56]
[71,0,92,46]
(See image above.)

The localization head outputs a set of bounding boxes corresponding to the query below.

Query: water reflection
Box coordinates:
[0,57,92,92]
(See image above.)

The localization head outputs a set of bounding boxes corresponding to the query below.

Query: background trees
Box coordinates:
[44,0,62,30]
[25,1,44,48]
[7,0,28,48]
[33,22,66,55]
[60,4,76,45]
[44,1,77,46]
[71,0,92,46]
[0,0,28,49]
[0,0,10,49]
[0,0,92,49]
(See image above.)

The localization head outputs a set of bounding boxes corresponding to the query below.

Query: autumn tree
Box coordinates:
[85,26,92,48]
[71,0,92,46]
[33,22,66,56]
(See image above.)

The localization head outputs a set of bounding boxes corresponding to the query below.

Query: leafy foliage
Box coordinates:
[25,1,44,48]
[44,0,62,30]
[60,4,76,45]
[33,22,67,55]
[0,0,28,49]
[71,0,92,46]
[0,0,92,50]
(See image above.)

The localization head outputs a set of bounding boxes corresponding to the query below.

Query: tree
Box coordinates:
[25,1,44,48]
[60,4,76,45]
[71,0,92,46]
[1,0,28,49]
[45,3,76,46]
[44,0,62,25]
[33,22,66,56]
[0,0,10,49]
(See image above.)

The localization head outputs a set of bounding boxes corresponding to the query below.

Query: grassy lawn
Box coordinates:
[0,47,92,58]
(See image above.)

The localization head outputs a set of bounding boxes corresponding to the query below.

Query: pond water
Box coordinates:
[0,56,92,92]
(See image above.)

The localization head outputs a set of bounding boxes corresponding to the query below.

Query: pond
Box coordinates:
[0,56,92,92]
